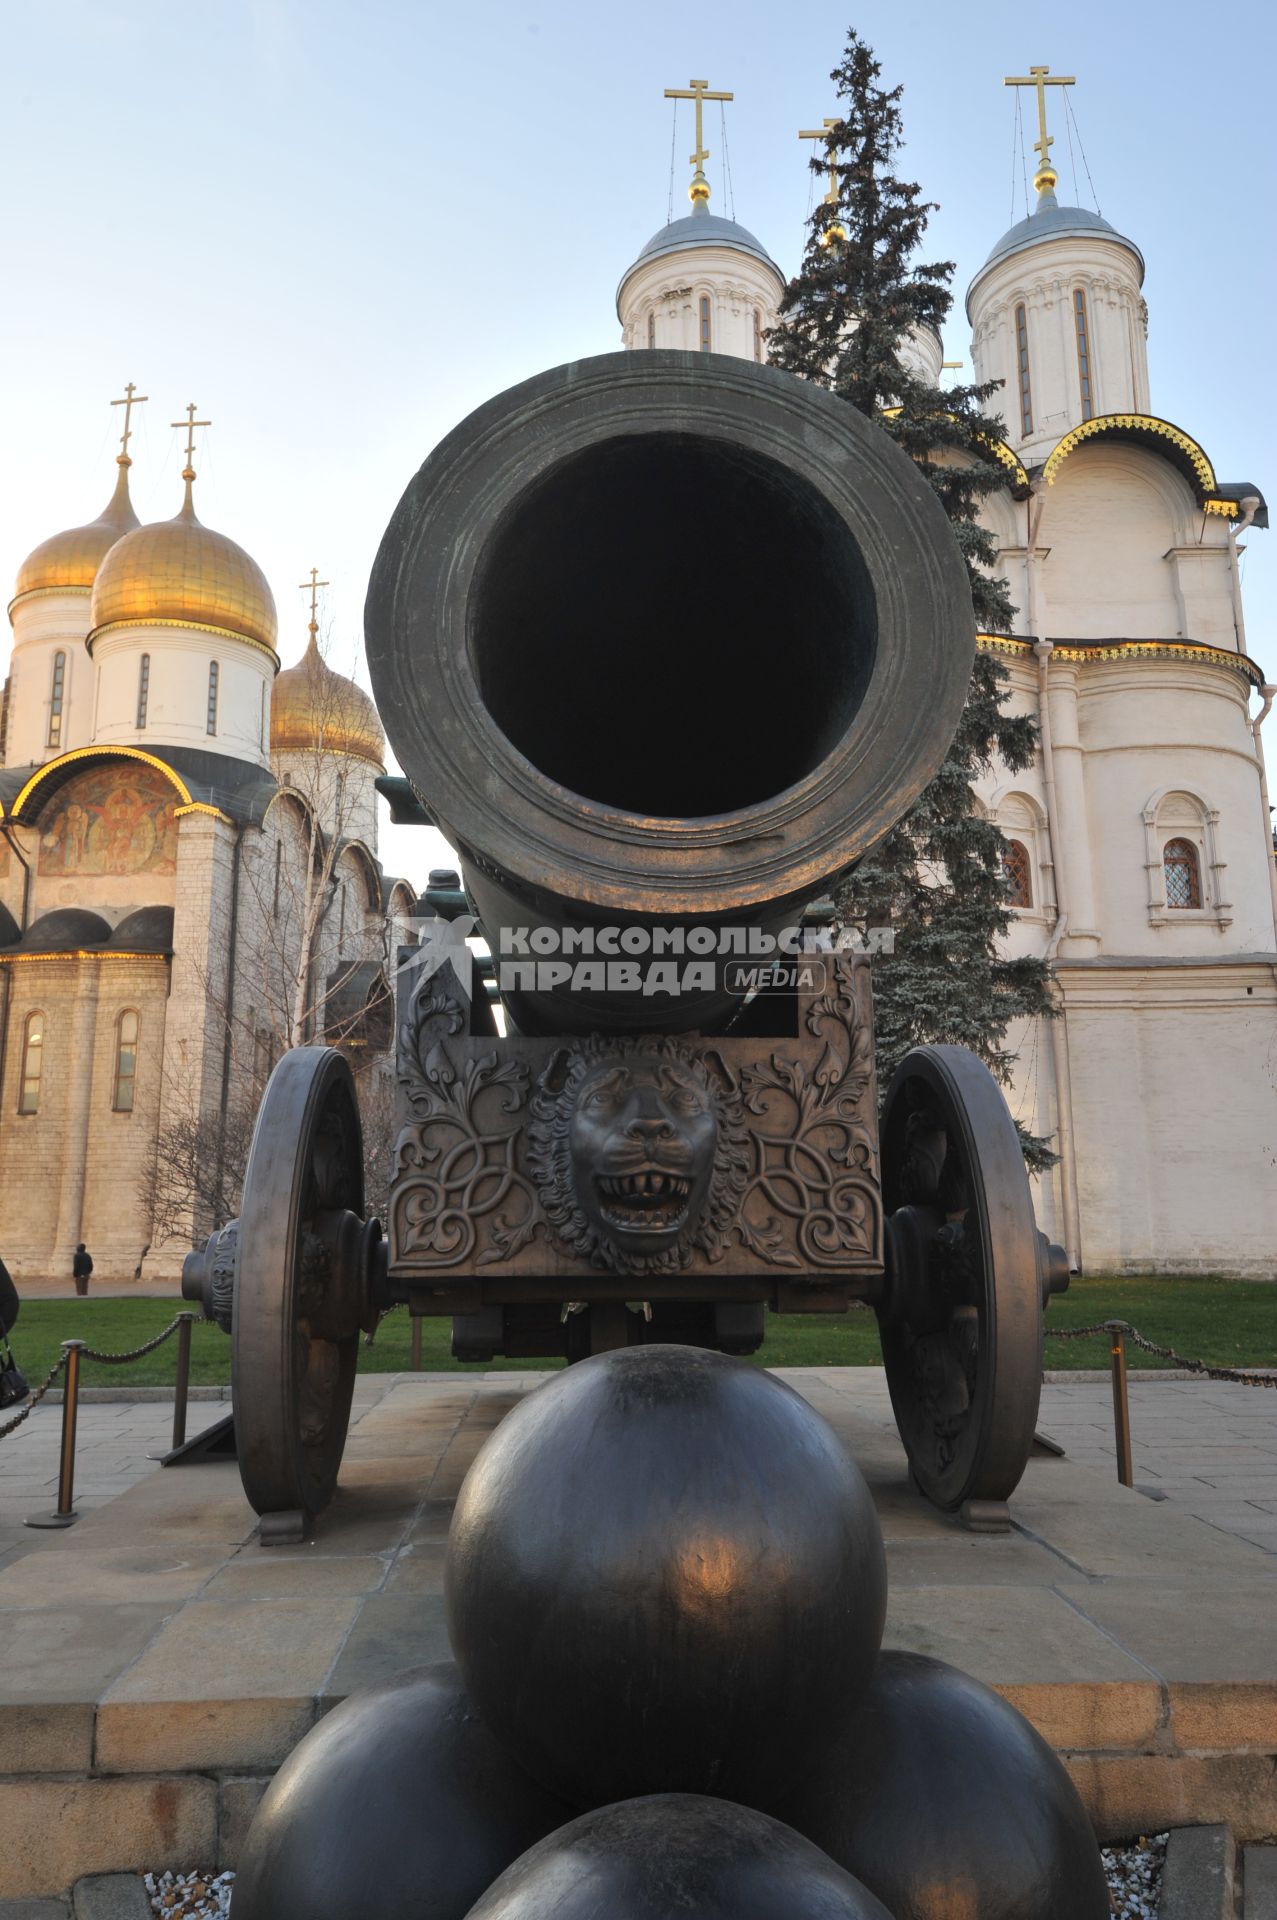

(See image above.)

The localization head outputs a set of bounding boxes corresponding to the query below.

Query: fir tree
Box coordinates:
[770,28,1055,1165]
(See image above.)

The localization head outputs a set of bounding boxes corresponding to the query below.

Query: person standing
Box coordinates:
[73,1243,93,1297]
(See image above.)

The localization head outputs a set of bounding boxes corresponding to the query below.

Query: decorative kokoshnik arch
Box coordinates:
[2,746,230,827]
[1040,413,1267,523]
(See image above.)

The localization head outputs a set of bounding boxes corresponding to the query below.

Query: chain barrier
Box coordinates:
[77,1314,189,1367]
[1045,1319,1277,1389]
[0,1352,67,1441]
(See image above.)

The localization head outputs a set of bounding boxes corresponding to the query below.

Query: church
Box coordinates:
[615,73,1275,1277]
[0,397,414,1284]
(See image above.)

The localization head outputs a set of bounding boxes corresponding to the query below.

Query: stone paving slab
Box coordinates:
[0,1369,1275,1895]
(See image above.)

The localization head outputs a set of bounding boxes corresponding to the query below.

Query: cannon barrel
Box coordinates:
[366,352,974,1034]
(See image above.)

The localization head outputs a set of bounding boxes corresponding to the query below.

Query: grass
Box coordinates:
[7,1275,1275,1390]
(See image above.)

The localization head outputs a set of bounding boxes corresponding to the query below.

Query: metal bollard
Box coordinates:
[172,1312,195,1451]
[25,1340,84,1529]
[1107,1321,1134,1488]
[410,1313,423,1372]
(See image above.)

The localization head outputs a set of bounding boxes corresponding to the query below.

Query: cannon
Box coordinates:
[184,351,1068,1542]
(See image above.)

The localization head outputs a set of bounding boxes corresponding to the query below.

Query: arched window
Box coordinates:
[1003,839,1033,908]
[206,660,219,736]
[753,308,763,362]
[1073,288,1093,421]
[1163,838,1202,909]
[647,310,656,348]
[1014,304,1032,436]
[18,1012,44,1114]
[112,1009,139,1112]
[699,295,712,352]
[136,653,150,730]
[48,651,66,749]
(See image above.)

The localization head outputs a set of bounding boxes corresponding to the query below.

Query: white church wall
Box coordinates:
[620,246,782,360]
[92,626,273,766]
[1037,448,1196,640]
[4,591,94,766]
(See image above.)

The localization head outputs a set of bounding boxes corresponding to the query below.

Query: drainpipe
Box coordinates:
[1226,496,1261,655]
[1033,639,1083,1270]
[1251,685,1277,945]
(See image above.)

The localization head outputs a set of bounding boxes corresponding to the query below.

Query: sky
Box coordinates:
[3,0,1273,887]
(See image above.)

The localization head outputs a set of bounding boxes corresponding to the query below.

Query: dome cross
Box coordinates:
[1003,65,1075,196]
[110,382,148,466]
[299,566,330,638]
[171,400,210,481]
[664,78,733,204]
[798,119,840,206]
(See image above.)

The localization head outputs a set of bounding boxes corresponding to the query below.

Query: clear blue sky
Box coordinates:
[3,0,1272,885]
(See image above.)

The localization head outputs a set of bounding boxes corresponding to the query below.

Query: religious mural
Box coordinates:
[0,837,8,879]
[38,764,179,877]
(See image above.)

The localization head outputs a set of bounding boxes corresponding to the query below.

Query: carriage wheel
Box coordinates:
[877,1045,1057,1521]
[232,1047,377,1542]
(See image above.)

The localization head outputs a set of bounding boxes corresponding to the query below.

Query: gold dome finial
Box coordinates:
[1003,64,1076,200]
[109,381,148,470]
[800,121,847,247]
[299,566,330,649]
[270,575,385,769]
[664,77,733,208]
[170,400,211,512]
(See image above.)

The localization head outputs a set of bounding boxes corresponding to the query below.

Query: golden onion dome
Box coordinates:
[271,631,386,769]
[88,474,278,656]
[13,459,140,603]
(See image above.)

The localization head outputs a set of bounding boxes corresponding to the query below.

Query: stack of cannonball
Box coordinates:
[233,1347,1109,1918]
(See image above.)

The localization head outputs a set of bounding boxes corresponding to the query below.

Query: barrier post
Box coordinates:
[1107,1321,1134,1487]
[25,1340,84,1529]
[411,1314,423,1372]
[172,1313,195,1451]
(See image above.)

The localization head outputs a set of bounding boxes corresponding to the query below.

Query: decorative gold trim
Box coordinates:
[1202,499,1241,518]
[1042,414,1217,492]
[0,950,170,965]
[86,616,280,665]
[880,409,1030,493]
[174,801,232,823]
[11,746,194,819]
[7,584,93,624]
[976,631,1264,687]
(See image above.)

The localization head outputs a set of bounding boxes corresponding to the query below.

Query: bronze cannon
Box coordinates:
[185,351,1067,1541]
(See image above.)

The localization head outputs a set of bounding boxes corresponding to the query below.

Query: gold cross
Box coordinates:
[298,566,329,635]
[1004,65,1075,192]
[942,361,964,370]
[110,382,148,463]
[171,401,211,473]
[664,78,733,175]
[799,120,840,205]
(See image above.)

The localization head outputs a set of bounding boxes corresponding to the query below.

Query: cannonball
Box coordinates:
[769,1651,1109,1919]
[463,1793,896,1919]
[446,1344,886,1806]
[231,1661,576,1920]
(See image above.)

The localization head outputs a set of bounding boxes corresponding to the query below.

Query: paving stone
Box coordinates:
[884,1583,1155,1685]
[0,1607,171,1705]
[201,1551,388,1598]
[1063,1581,1277,1684]
[1243,1846,1277,1918]
[323,1590,451,1697]
[71,1874,151,1919]
[1066,1753,1277,1849]
[0,1547,224,1610]
[382,1542,446,1592]
[0,1903,71,1917]
[0,1778,215,1900]
[1170,1682,1277,1752]
[217,1777,271,1869]
[1160,1825,1234,1920]
[996,1680,1163,1754]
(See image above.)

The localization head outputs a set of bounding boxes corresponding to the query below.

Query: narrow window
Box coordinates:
[273,839,283,916]
[1073,288,1093,421]
[48,651,66,749]
[335,770,345,820]
[136,653,150,729]
[259,680,267,748]
[339,883,347,944]
[753,308,763,362]
[1015,304,1033,436]
[206,660,219,736]
[699,295,711,352]
[647,310,656,348]
[1003,839,1033,908]
[1163,838,1202,909]
[18,1012,44,1114]
[112,1009,139,1112]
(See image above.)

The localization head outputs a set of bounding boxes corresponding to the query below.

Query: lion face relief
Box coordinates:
[528,1036,749,1276]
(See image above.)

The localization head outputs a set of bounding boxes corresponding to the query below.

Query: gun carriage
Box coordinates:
[184,351,1068,1542]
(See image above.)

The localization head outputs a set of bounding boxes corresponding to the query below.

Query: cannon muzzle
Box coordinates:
[367,352,973,1034]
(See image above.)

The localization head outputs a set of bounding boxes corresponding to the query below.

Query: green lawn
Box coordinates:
[7,1275,1275,1390]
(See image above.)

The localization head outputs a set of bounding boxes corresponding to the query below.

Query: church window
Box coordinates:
[112,1009,139,1113]
[647,310,656,348]
[1073,289,1093,421]
[206,661,219,736]
[48,652,66,749]
[1015,305,1033,436]
[699,296,712,352]
[753,309,763,362]
[339,883,346,944]
[1163,838,1202,909]
[18,1012,44,1114]
[136,654,150,730]
[273,840,283,916]
[1003,839,1033,908]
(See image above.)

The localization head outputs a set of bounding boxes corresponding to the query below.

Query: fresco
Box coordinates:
[0,837,8,879]
[38,764,179,877]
